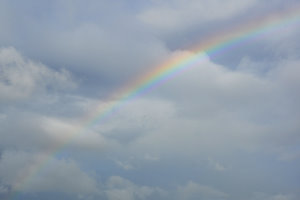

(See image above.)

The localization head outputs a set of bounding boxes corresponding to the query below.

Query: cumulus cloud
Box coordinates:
[147,51,300,152]
[177,181,228,200]
[38,22,169,84]
[93,97,176,144]
[120,52,267,156]
[139,0,257,35]
[208,158,227,172]
[0,1,171,90]
[0,151,166,200]
[98,51,300,189]
[0,1,299,200]
[104,176,166,200]
[0,151,101,198]
[250,192,297,200]
[0,111,110,152]
[0,47,75,102]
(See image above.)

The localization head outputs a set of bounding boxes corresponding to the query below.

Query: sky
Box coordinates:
[0,0,300,200]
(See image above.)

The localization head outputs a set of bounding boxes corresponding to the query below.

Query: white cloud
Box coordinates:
[92,97,176,144]
[101,50,300,162]
[0,47,75,102]
[0,185,8,194]
[113,159,135,170]
[177,181,228,200]
[105,176,166,200]
[251,192,296,200]
[139,0,257,35]
[0,1,299,199]
[0,112,110,152]
[0,151,101,197]
[0,151,166,200]
[270,194,295,200]
[208,158,227,171]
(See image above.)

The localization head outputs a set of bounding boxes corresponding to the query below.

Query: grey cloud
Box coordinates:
[93,98,175,144]
[0,111,110,152]
[250,192,297,200]
[0,151,166,200]
[125,52,272,154]
[208,158,227,172]
[0,47,75,102]
[0,1,299,199]
[0,0,170,92]
[177,181,228,200]
[36,23,169,83]
[139,0,258,36]
[0,151,101,198]
[98,51,300,176]
[105,176,166,200]
[138,0,300,68]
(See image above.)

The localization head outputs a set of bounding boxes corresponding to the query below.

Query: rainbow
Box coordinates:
[86,5,300,128]
[10,4,300,199]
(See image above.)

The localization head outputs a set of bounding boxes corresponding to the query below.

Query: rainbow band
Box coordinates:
[10,4,300,199]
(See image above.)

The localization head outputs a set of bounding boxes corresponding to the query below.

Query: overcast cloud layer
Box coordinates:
[0,0,300,200]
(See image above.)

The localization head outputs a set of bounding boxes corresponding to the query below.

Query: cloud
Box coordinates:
[250,192,297,200]
[99,51,300,180]
[208,158,227,172]
[38,22,169,83]
[105,176,166,200]
[93,97,176,144]
[0,1,170,90]
[124,52,269,155]
[177,181,228,200]
[0,47,75,102]
[0,151,165,200]
[0,111,110,152]
[139,0,257,36]
[0,151,101,198]
[0,1,299,199]
[113,159,136,170]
